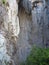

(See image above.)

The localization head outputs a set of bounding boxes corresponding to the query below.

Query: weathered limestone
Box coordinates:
[19,0,48,48]
[16,10,31,62]
[0,0,49,65]
[19,0,45,14]
[0,30,11,65]
[0,0,20,65]
[31,0,46,47]
[5,0,20,38]
[17,0,49,63]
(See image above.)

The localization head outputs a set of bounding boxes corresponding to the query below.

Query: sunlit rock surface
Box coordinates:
[0,0,20,65]
[6,0,20,37]
[0,31,11,65]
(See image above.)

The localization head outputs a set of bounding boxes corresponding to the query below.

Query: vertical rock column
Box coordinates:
[31,0,46,47]
[0,3,11,65]
[6,0,20,38]
[5,0,20,64]
[0,0,20,65]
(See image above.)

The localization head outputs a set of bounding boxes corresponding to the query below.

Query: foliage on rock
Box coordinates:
[21,47,49,65]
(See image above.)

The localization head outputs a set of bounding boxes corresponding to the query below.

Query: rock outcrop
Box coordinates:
[0,0,20,65]
[0,0,49,65]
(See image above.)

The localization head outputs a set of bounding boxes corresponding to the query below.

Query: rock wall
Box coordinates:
[0,0,49,65]
[0,0,20,65]
[17,0,49,62]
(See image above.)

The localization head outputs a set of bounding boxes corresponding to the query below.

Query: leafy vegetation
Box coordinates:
[21,47,49,65]
[2,0,6,4]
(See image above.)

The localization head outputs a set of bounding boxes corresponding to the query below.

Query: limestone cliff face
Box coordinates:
[0,0,20,65]
[17,0,49,62]
[0,0,49,65]
[18,0,49,48]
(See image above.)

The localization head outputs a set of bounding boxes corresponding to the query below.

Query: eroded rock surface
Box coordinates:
[0,0,20,65]
[0,0,49,65]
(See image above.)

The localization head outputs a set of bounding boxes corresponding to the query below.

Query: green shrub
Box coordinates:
[21,47,49,65]
[2,0,6,4]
